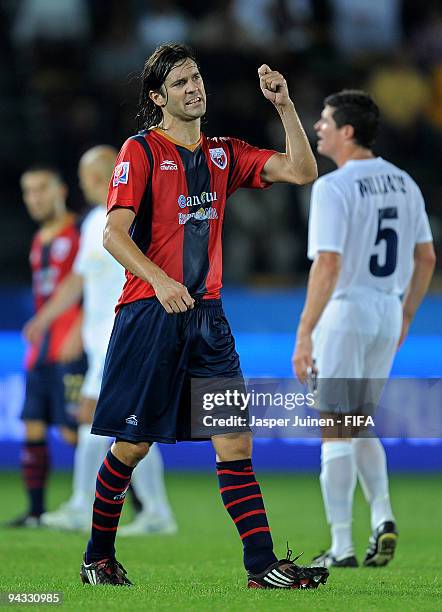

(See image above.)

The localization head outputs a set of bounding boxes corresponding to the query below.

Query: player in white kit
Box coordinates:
[25,146,176,535]
[292,91,435,567]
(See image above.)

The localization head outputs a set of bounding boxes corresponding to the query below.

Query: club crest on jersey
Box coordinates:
[51,237,71,262]
[209,147,227,170]
[113,162,130,186]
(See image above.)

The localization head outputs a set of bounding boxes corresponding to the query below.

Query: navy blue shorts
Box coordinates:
[21,357,87,429]
[91,298,243,443]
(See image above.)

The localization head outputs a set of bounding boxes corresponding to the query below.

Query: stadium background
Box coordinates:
[0,0,441,473]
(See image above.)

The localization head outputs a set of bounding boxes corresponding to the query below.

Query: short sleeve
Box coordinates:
[107,137,150,214]
[227,138,276,196]
[308,178,348,260]
[412,182,433,244]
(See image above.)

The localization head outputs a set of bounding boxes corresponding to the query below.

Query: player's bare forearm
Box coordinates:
[275,101,317,184]
[41,273,83,326]
[258,64,317,185]
[103,221,165,287]
[104,208,194,313]
[293,253,340,381]
[297,253,341,337]
[23,272,83,344]
[402,242,436,322]
[58,311,84,363]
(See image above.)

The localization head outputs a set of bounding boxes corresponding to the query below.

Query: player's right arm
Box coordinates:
[103,208,194,314]
[106,138,194,314]
[398,241,436,348]
[292,177,346,382]
[23,272,83,345]
[293,252,341,382]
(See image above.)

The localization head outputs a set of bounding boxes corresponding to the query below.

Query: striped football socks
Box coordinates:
[217,458,277,573]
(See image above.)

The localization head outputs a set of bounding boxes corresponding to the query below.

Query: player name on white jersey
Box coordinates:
[356,174,406,197]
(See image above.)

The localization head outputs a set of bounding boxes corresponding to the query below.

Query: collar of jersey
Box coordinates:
[39,212,76,244]
[152,128,201,152]
[344,156,382,166]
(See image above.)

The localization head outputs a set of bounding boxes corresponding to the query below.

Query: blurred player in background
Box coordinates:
[7,167,86,527]
[79,43,329,589]
[293,91,435,568]
[24,146,176,535]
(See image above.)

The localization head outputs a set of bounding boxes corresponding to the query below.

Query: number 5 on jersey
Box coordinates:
[370,207,398,277]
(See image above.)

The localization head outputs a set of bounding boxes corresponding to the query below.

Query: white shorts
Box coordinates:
[312,291,402,413]
[81,352,106,400]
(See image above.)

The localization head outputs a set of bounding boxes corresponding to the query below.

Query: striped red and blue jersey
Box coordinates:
[107,129,276,309]
[26,219,82,369]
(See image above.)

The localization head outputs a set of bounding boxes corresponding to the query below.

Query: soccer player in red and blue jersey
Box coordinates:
[7,167,86,527]
[80,43,329,590]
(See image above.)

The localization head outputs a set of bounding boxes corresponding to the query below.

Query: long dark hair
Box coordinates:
[137,43,199,130]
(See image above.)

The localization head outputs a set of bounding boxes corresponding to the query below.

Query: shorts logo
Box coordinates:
[35,267,58,296]
[160,159,178,171]
[113,162,130,186]
[125,414,138,426]
[209,147,227,170]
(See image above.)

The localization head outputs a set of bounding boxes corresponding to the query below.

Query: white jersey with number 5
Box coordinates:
[308,157,433,388]
[308,157,432,298]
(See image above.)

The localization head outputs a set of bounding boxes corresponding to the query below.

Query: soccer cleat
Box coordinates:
[312,550,358,568]
[41,503,91,531]
[118,511,177,537]
[363,521,398,567]
[80,555,133,586]
[4,513,42,528]
[247,547,329,589]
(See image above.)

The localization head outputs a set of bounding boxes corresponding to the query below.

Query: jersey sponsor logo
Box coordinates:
[125,414,138,426]
[113,161,130,186]
[178,206,218,225]
[34,267,58,296]
[209,147,227,170]
[51,237,71,262]
[177,191,218,208]
[160,159,178,171]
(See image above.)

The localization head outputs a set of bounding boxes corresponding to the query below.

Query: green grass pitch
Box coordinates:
[0,471,440,611]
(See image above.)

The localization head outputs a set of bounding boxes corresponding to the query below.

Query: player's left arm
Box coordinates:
[292,252,341,383]
[258,64,317,185]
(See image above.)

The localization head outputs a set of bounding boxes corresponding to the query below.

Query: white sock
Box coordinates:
[69,424,110,510]
[320,441,356,559]
[352,437,394,531]
[131,444,173,521]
